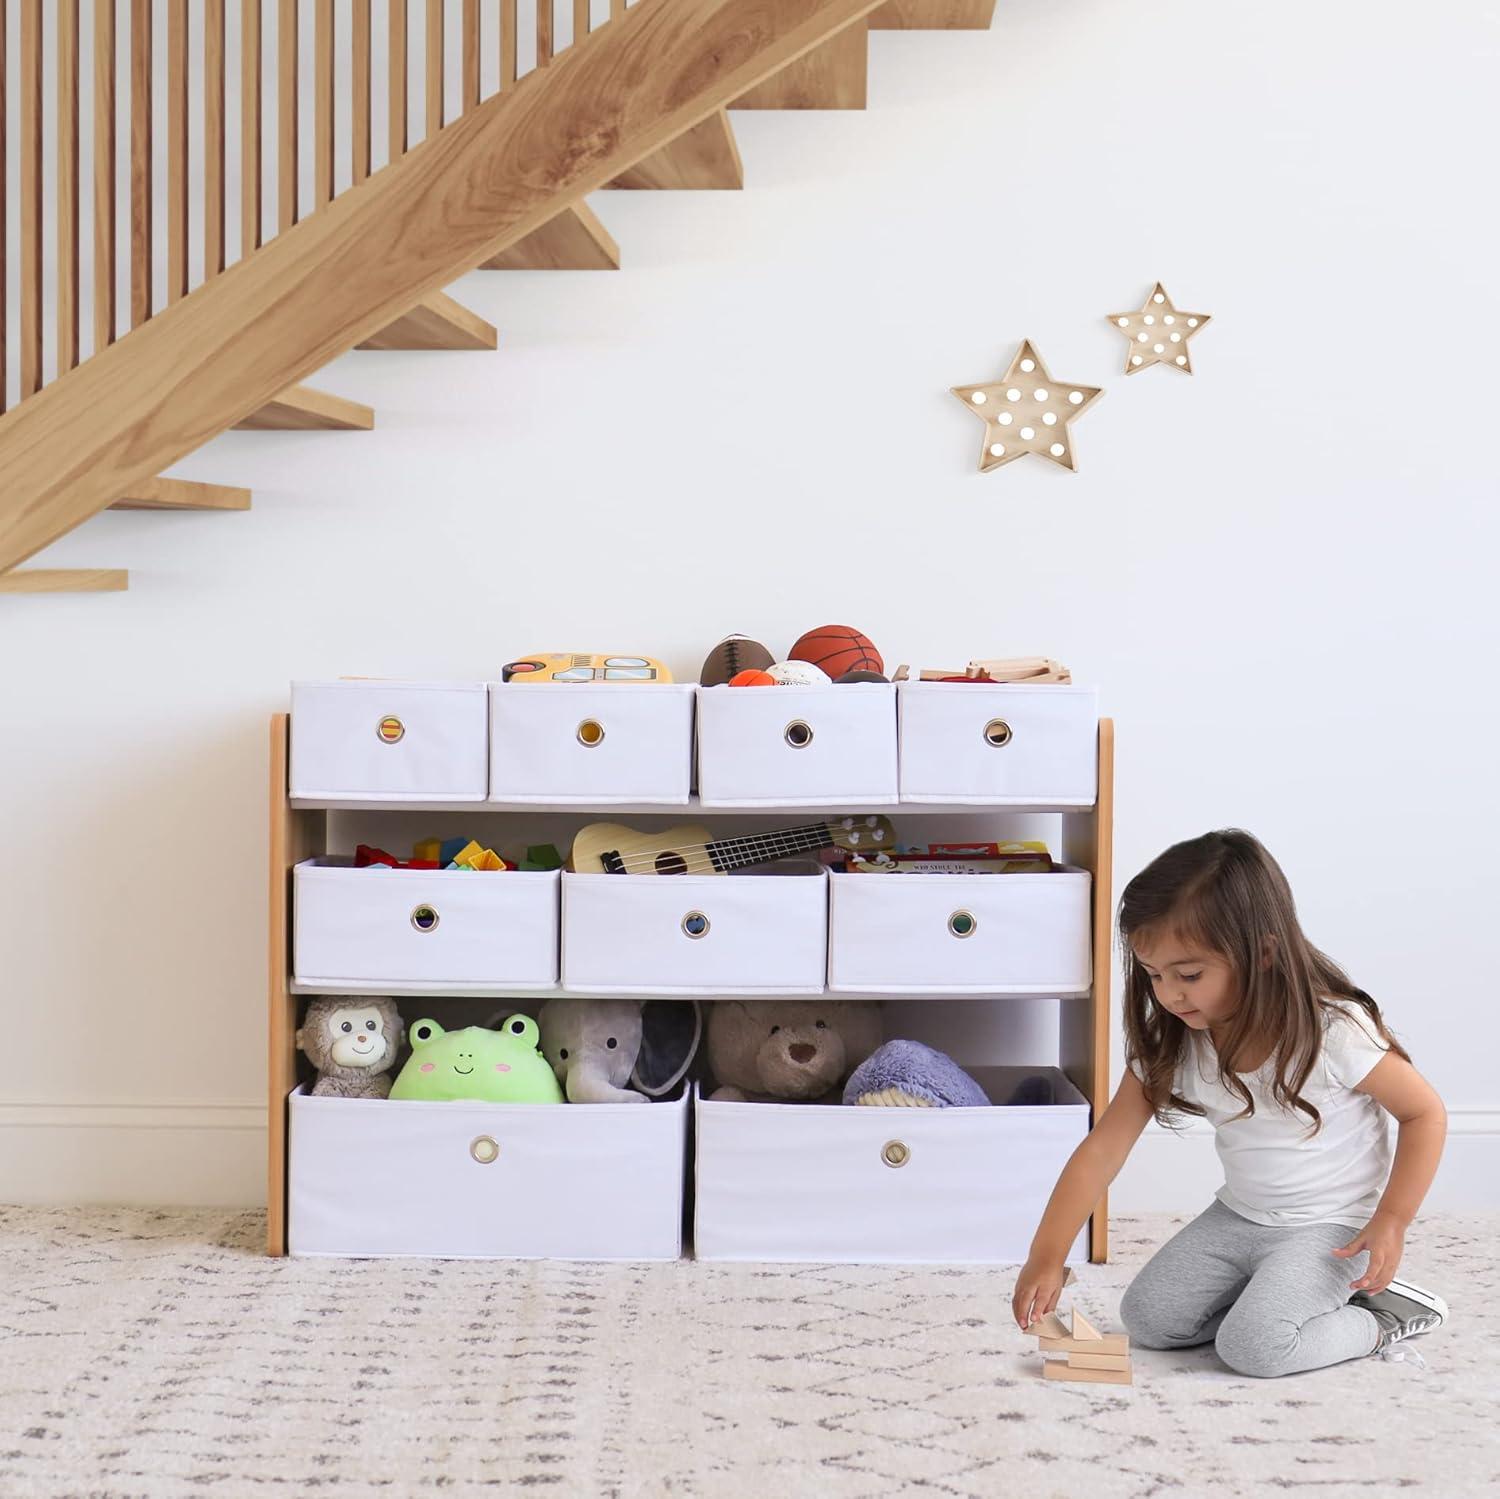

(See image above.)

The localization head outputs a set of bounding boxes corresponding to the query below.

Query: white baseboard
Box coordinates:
[2,1101,1497,1214]
[0,1101,264,1208]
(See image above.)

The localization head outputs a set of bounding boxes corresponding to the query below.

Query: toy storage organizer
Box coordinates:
[270,682,1115,1263]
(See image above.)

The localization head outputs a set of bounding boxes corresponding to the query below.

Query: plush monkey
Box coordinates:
[296,996,404,1098]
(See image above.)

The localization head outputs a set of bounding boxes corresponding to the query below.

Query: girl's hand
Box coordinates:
[1331,1210,1406,1292]
[1012,1256,1068,1331]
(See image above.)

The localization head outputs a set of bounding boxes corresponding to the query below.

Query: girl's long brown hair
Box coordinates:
[1120,829,1408,1131]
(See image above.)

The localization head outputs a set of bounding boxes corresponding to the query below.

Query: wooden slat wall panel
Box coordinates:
[205,0,226,279]
[20,0,43,397]
[0,0,889,574]
[130,0,151,327]
[501,0,517,87]
[463,0,480,111]
[352,0,371,182]
[389,0,407,159]
[0,0,652,415]
[93,0,116,352]
[243,0,262,254]
[167,1,188,303]
[279,0,298,231]
[537,0,553,66]
[315,0,333,205]
[58,2,81,373]
[426,0,443,136]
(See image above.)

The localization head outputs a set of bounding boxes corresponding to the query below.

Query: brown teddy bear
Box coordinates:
[706,1000,882,1103]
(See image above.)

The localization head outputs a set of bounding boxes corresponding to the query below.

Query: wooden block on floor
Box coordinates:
[110,477,251,511]
[235,385,374,432]
[1043,1359,1132,1386]
[731,22,868,110]
[1072,1307,1102,1342]
[1036,1331,1129,1356]
[481,202,620,270]
[0,568,129,594]
[1066,1351,1131,1372]
[607,111,743,190]
[868,0,995,28]
[357,291,498,351]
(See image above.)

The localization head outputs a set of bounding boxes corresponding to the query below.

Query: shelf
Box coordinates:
[269,711,1116,1265]
[289,794,1098,815]
[289,979,1092,1001]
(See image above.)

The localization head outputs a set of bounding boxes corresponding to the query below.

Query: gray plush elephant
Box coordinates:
[537,998,701,1104]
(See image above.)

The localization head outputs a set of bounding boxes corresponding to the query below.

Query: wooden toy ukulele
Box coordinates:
[569,816,896,876]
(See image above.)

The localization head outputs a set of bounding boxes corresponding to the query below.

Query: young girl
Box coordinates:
[1012,829,1448,1377]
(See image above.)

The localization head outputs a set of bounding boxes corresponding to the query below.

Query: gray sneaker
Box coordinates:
[1352,1278,1448,1353]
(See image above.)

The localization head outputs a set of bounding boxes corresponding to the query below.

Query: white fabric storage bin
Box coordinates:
[290,679,489,802]
[693,1068,1090,1264]
[489,683,694,805]
[288,1086,688,1259]
[897,682,1098,805]
[561,868,828,995]
[294,859,560,993]
[827,868,1092,995]
[696,684,898,807]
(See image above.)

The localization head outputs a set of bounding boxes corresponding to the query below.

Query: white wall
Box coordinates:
[2,0,1496,1213]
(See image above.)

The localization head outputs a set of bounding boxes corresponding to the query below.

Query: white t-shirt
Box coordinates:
[1129,999,1393,1228]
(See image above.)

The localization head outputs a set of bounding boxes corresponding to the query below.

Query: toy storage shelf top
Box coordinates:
[287,980,1093,1001]
[289,793,1099,815]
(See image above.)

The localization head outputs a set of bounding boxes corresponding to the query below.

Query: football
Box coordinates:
[700,634,776,687]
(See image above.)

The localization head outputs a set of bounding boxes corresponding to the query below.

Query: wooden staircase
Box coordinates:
[0,0,995,594]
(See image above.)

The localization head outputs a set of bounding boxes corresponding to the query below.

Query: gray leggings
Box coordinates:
[1120,1199,1381,1378]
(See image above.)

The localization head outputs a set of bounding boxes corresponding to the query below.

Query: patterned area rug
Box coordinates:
[0,1207,1492,1498]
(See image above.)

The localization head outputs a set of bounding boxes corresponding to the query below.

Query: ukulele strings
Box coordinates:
[608,825,833,875]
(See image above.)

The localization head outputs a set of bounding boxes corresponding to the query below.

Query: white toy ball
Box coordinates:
[767,660,831,686]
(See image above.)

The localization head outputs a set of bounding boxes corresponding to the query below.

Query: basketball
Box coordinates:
[788,625,883,679]
[728,668,776,687]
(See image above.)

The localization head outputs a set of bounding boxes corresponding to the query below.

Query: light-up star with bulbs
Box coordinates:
[950,341,1103,474]
[1108,282,1211,374]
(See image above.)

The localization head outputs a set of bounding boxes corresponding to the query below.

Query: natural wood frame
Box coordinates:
[267,714,324,1257]
[1061,717,1115,1262]
[265,713,1115,1263]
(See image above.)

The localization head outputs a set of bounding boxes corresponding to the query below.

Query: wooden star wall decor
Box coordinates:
[950,341,1103,474]
[1108,283,1211,374]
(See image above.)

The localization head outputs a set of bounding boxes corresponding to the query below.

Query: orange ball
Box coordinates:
[728,668,777,687]
[789,624,883,679]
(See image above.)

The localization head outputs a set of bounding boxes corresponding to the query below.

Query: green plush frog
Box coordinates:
[389,1016,564,1103]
